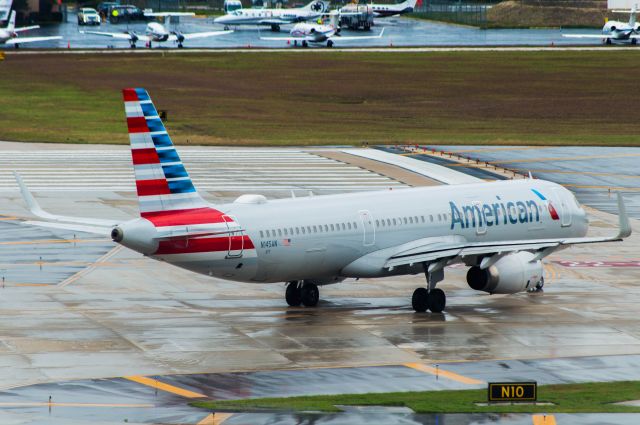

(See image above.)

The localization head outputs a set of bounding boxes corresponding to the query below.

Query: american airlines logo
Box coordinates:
[449,190,559,230]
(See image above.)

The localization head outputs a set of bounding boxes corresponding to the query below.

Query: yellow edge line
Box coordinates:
[198,412,234,425]
[124,375,207,399]
[404,363,484,385]
[532,414,557,425]
[0,402,154,408]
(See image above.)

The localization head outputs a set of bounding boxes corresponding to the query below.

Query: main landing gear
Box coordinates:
[286,280,319,307]
[412,263,446,313]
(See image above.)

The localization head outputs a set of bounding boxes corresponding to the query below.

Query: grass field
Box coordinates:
[192,381,640,413]
[1,51,640,146]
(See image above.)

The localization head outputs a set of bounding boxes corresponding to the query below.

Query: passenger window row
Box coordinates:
[260,221,359,239]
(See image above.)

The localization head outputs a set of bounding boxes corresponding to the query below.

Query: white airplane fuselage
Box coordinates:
[290,22,335,42]
[118,179,587,285]
[145,22,170,42]
[0,28,15,43]
[603,19,640,40]
[214,3,326,27]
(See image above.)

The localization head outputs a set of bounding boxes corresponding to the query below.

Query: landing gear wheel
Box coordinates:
[606,38,612,45]
[327,40,333,48]
[178,43,184,48]
[535,277,544,292]
[427,288,446,313]
[412,287,429,312]
[285,281,302,306]
[633,39,638,45]
[302,40,308,48]
[301,283,319,307]
[224,25,230,30]
[271,24,280,32]
[130,43,137,49]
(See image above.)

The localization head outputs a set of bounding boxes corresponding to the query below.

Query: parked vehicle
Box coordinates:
[78,7,101,25]
[339,3,374,30]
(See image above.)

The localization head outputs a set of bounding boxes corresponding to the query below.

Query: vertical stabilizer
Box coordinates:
[7,9,15,31]
[122,88,210,217]
[0,0,11,21]
[629,4,637,26]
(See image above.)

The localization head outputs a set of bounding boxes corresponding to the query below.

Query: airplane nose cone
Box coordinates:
[214,16,228,24]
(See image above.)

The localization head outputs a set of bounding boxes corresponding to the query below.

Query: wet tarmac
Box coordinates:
[4,12,607,49]
[0,144,638,423]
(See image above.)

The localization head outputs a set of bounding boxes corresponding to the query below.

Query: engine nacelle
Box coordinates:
[466,252,543,294]
[111,217,158,255]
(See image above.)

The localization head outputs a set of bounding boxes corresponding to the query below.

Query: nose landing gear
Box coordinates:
[412,263,446,313]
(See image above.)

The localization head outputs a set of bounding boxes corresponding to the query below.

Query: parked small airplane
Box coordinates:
[13,88,632,313]
[0,10,62,47]
[563,4,640,44]
[214,0,329,32]
[260,16,385,48]
[81,12,232,48]
[370,0,419,18]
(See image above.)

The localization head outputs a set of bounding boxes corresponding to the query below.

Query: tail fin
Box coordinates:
[301,0,328,13]
[7,9,15,31]
[630,4,637,27]
[122,88,209,217]
[0,0,12,21]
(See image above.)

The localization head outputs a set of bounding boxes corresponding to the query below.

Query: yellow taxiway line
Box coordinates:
[124,375,207,399]
[404,363,484,385]
[198,412,234,425]
[532,414,557,425]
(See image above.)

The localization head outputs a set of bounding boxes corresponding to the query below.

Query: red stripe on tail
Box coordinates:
[127,116,149,133]
[131,148,160,165]
[142,207,225,226]
[136,179,171,196]
[122,88,139,102]
[155,235,255,255]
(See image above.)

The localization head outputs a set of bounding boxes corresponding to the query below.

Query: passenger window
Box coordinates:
[266,230,270,237]
[278,229,282,237]
[296,227,300,234]
[302,227,306,234]
[283,228,288,236]
[313,225,317,233]
[375,220,379,227]
[386,219,391,226]
[307,226,311,233]
[260,231,264,238]
[353,222,357,229]
[409,217,413,224]
[324,225,329,232]
[342,223,346,230]
[403,217,408,224]
[347,222,352,230]
[392,218,396,225]
[430,215,433,222]
[330,224,335,231]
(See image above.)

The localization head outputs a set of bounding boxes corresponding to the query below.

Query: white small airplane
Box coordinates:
[11,88,632,314]
[81,12,233,48]
[0,10,62,47]
[214,1,329,32]
[261,15,385,48]
[370,0,419,18]
[563,4,640,45]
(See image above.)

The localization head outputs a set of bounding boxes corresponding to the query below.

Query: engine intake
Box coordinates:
[467,252,543,294]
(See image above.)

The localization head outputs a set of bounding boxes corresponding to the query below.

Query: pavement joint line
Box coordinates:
[198,412,234,425]
[0,238,108,246]
[532,414,557,425]
[403,363,484,385]
[124,376,207,399]
[58,245,122,288]
[0,402,155,408]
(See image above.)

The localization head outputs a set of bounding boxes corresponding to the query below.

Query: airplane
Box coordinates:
[80,12,233,48]
[260,15,385,48]
[0,10,62,47]
[213,0,329,32]
[563,4,640,45]
[369,0,419,18]
[13,88,632,314]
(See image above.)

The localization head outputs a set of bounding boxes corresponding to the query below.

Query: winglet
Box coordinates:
[14,171,54,220]
[616,192,632,239]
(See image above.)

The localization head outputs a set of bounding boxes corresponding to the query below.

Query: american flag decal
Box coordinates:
[282,239,291,246]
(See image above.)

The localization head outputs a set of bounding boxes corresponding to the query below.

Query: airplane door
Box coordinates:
[359,210,375,246]
[551,188,572,227]
[222,214,244,258]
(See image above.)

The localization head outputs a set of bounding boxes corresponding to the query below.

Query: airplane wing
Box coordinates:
[260,35,306,41]
[258,18,293,25]
[13,25,40,33]
[79,30,150,41]
[14,172,120,235]
[333,28,385,41]
[562,34,606,38]
[172,30,233,41]
[348,193,631,273]
[144,12,195,17]
[4,36,62,45]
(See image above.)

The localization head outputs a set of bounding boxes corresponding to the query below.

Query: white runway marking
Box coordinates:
[0,148,406,192]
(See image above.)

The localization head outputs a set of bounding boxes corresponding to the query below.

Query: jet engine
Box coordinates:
[466,252,543,294]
